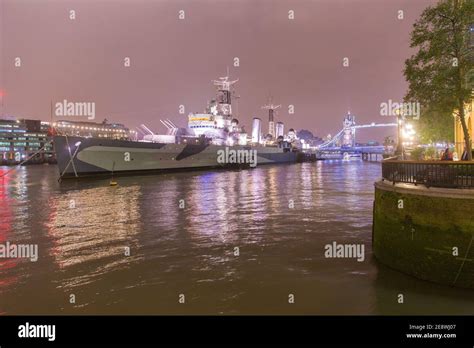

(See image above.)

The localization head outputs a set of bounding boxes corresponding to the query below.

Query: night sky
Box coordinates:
[1,0,436,141]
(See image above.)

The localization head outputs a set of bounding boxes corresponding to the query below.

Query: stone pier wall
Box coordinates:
[373,180,474,289]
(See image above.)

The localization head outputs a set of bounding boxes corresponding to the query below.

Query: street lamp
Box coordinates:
[395,108,405,159]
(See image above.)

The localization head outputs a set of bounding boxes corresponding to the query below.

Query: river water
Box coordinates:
[0,161,473,315]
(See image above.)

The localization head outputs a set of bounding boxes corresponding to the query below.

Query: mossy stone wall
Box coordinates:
[373,182,474,289]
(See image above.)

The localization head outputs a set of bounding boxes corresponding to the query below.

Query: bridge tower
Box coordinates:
[342,112,356,147]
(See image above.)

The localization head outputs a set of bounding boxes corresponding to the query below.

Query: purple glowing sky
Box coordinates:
[0,0,436,141]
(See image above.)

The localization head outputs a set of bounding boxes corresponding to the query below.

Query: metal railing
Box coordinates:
[382,160,474,189]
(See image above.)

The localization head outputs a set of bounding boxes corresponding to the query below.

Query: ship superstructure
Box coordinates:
[187,76,246,146]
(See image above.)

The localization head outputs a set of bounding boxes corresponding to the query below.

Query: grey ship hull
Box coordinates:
[54,136,297,178]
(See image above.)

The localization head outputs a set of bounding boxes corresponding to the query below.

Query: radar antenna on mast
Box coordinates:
[212,76,239,91]
[211,70,238,117]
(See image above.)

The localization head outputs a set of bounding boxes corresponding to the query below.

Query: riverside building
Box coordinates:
[52,119,134,140]
[0,118,135,165]
[0,119,54,165]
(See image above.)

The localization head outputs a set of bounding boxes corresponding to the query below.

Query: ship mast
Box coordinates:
[212,74,238,118]
[262,97,281,139]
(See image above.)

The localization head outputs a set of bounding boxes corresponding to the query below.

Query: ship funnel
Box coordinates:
[251,117,261,144]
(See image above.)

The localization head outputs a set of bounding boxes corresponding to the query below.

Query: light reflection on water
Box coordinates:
[0,162,473,315]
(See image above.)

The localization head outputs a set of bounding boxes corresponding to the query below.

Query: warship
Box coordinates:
[54,75,299,178]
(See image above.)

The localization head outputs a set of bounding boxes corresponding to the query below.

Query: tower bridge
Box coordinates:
[314,113,397,160]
